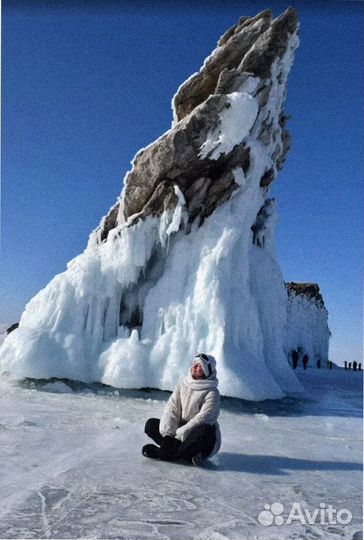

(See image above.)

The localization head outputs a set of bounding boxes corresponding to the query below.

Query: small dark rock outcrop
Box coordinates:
[286,282,325,309]
[6,323,19,335]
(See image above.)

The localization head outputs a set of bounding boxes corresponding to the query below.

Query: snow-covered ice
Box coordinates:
[0,169,308,400]
[285,289,330,366]
[0,368,361,539]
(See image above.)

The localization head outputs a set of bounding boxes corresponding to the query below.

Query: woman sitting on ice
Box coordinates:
[142,353,221,466]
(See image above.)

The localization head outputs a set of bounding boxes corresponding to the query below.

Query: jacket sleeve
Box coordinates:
[175,389,220,442]
[159,382,182,437]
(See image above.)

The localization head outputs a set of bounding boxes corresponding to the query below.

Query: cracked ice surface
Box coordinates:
[0,369,361,540]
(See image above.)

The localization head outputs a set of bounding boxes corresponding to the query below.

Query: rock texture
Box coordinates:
[286,282,325,308]
[97,8,298,243]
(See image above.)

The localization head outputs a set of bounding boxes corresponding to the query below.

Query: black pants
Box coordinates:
[144,417,216,461]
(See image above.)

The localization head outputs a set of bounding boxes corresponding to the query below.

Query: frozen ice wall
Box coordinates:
[285,283,330,366]
[0,9,317,400]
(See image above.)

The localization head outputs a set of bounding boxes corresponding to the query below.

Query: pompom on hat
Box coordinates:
[193,353,216,378]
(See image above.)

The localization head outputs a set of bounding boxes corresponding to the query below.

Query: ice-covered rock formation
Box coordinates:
[285,283,330,365]
[0,9,309,399]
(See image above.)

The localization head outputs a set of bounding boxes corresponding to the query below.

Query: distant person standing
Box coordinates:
[302,354,309,370]
[353,361,357,371]
[316,359,321,369]
[344,361,348,370]
[359,363,362,371]
[348,362,352,370]
[329,360,333,369]
[291,349,299,369]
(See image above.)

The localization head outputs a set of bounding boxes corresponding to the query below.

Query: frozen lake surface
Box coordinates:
[0,368,362,539]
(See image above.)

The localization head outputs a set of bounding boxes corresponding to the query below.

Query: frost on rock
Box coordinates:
[0,8,327,400]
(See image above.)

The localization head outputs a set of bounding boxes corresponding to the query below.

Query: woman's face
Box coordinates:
[191,361,206,379]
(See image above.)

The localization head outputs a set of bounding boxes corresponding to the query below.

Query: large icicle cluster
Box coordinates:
[1,9,318,399]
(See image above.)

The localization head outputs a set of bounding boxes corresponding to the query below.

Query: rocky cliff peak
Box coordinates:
[96,8,299,244]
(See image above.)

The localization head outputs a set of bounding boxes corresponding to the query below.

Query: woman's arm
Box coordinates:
[159,382,182,437]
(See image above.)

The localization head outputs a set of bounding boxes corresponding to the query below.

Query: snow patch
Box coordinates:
[199,92,258,160]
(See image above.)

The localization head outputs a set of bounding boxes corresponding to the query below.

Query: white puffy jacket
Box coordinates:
[159,369,221,457]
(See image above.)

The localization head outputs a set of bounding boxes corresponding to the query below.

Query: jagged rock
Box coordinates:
[286,282,325,308]
[174,10,273,121]
[98,7,298,243]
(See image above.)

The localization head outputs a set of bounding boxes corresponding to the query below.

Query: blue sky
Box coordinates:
[1,0,363,365]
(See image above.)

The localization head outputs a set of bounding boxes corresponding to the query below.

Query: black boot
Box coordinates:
[142,444,162,459]
[142,439,181,462]
[142,444,175,461]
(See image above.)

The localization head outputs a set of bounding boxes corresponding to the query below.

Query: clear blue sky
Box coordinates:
[1,0,363,366]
